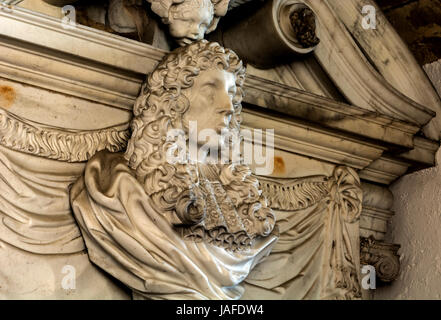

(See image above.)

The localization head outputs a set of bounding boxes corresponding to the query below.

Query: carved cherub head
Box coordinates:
[147,0,229,46]
[125,41,275,250]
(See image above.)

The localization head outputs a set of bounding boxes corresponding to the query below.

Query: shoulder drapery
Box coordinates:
[70,150,277,300]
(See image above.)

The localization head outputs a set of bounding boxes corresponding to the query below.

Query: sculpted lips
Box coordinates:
[215,125,227,135]
[178,37,201,46]
[215,117,232,134]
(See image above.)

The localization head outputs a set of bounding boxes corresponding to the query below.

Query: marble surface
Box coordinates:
[0,1,439,300]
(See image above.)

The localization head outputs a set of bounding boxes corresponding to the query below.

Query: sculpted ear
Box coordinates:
[212,0,229,17]
[206,0,229,33]
[206,17,221,34]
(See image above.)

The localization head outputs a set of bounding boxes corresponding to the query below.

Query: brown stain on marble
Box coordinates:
[273,156,286,175]
[0,86,16,109]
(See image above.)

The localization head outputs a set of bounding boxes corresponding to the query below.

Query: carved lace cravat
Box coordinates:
[179,164,255,251]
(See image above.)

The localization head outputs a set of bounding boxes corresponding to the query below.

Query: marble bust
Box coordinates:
[70,40,278,300]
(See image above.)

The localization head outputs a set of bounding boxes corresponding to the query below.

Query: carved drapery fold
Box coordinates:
[70,151,278,299]
[0,108,130,162]
[321,167,362,299]
[0,108,131,254]
[0,144,86,254]
[243,166,362,300]
[0,109,130,253]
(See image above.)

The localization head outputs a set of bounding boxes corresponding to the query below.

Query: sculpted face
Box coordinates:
[183,68,236,150]
[168,0,214,46]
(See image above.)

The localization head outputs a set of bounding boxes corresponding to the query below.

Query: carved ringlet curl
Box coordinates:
[175,186,207,224]
[125,41,273,249]
[374,255,400,283]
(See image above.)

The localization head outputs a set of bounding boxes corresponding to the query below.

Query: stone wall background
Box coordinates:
[372,0,441,299]
[375,147,441,299]
[375,59,441,299]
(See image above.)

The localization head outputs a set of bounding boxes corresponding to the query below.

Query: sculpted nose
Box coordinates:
[218,92,234,122]
[188,25,202,39]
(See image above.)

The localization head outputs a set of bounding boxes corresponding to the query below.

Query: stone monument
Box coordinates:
[1,0,440,300]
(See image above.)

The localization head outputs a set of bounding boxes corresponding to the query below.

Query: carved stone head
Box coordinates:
[147,0,230,45]
[125,41,276,251]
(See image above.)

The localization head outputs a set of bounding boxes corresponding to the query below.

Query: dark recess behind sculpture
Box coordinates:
[208,0,318,69]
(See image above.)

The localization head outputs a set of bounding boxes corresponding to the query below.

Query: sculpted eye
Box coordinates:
[202,83,216,91]
[202,86,215,103]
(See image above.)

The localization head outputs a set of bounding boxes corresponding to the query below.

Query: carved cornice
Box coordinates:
[360,236,401,283]
[359,157,410,185]
[0,5,164,110]
[243,75,419,149]
[242,107,385,170]
[0,108,130,162]
[0,6,437,177]
[399,137,440,168]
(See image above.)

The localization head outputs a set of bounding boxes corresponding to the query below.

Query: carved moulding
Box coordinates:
[299,0,436,129]
[243,166,363,300]
[326,0,441,140]
[360,236,401,283]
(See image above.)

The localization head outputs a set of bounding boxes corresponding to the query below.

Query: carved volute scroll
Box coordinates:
[283,4,320,48]
[360,236,401,283]
[209,0,320,68]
